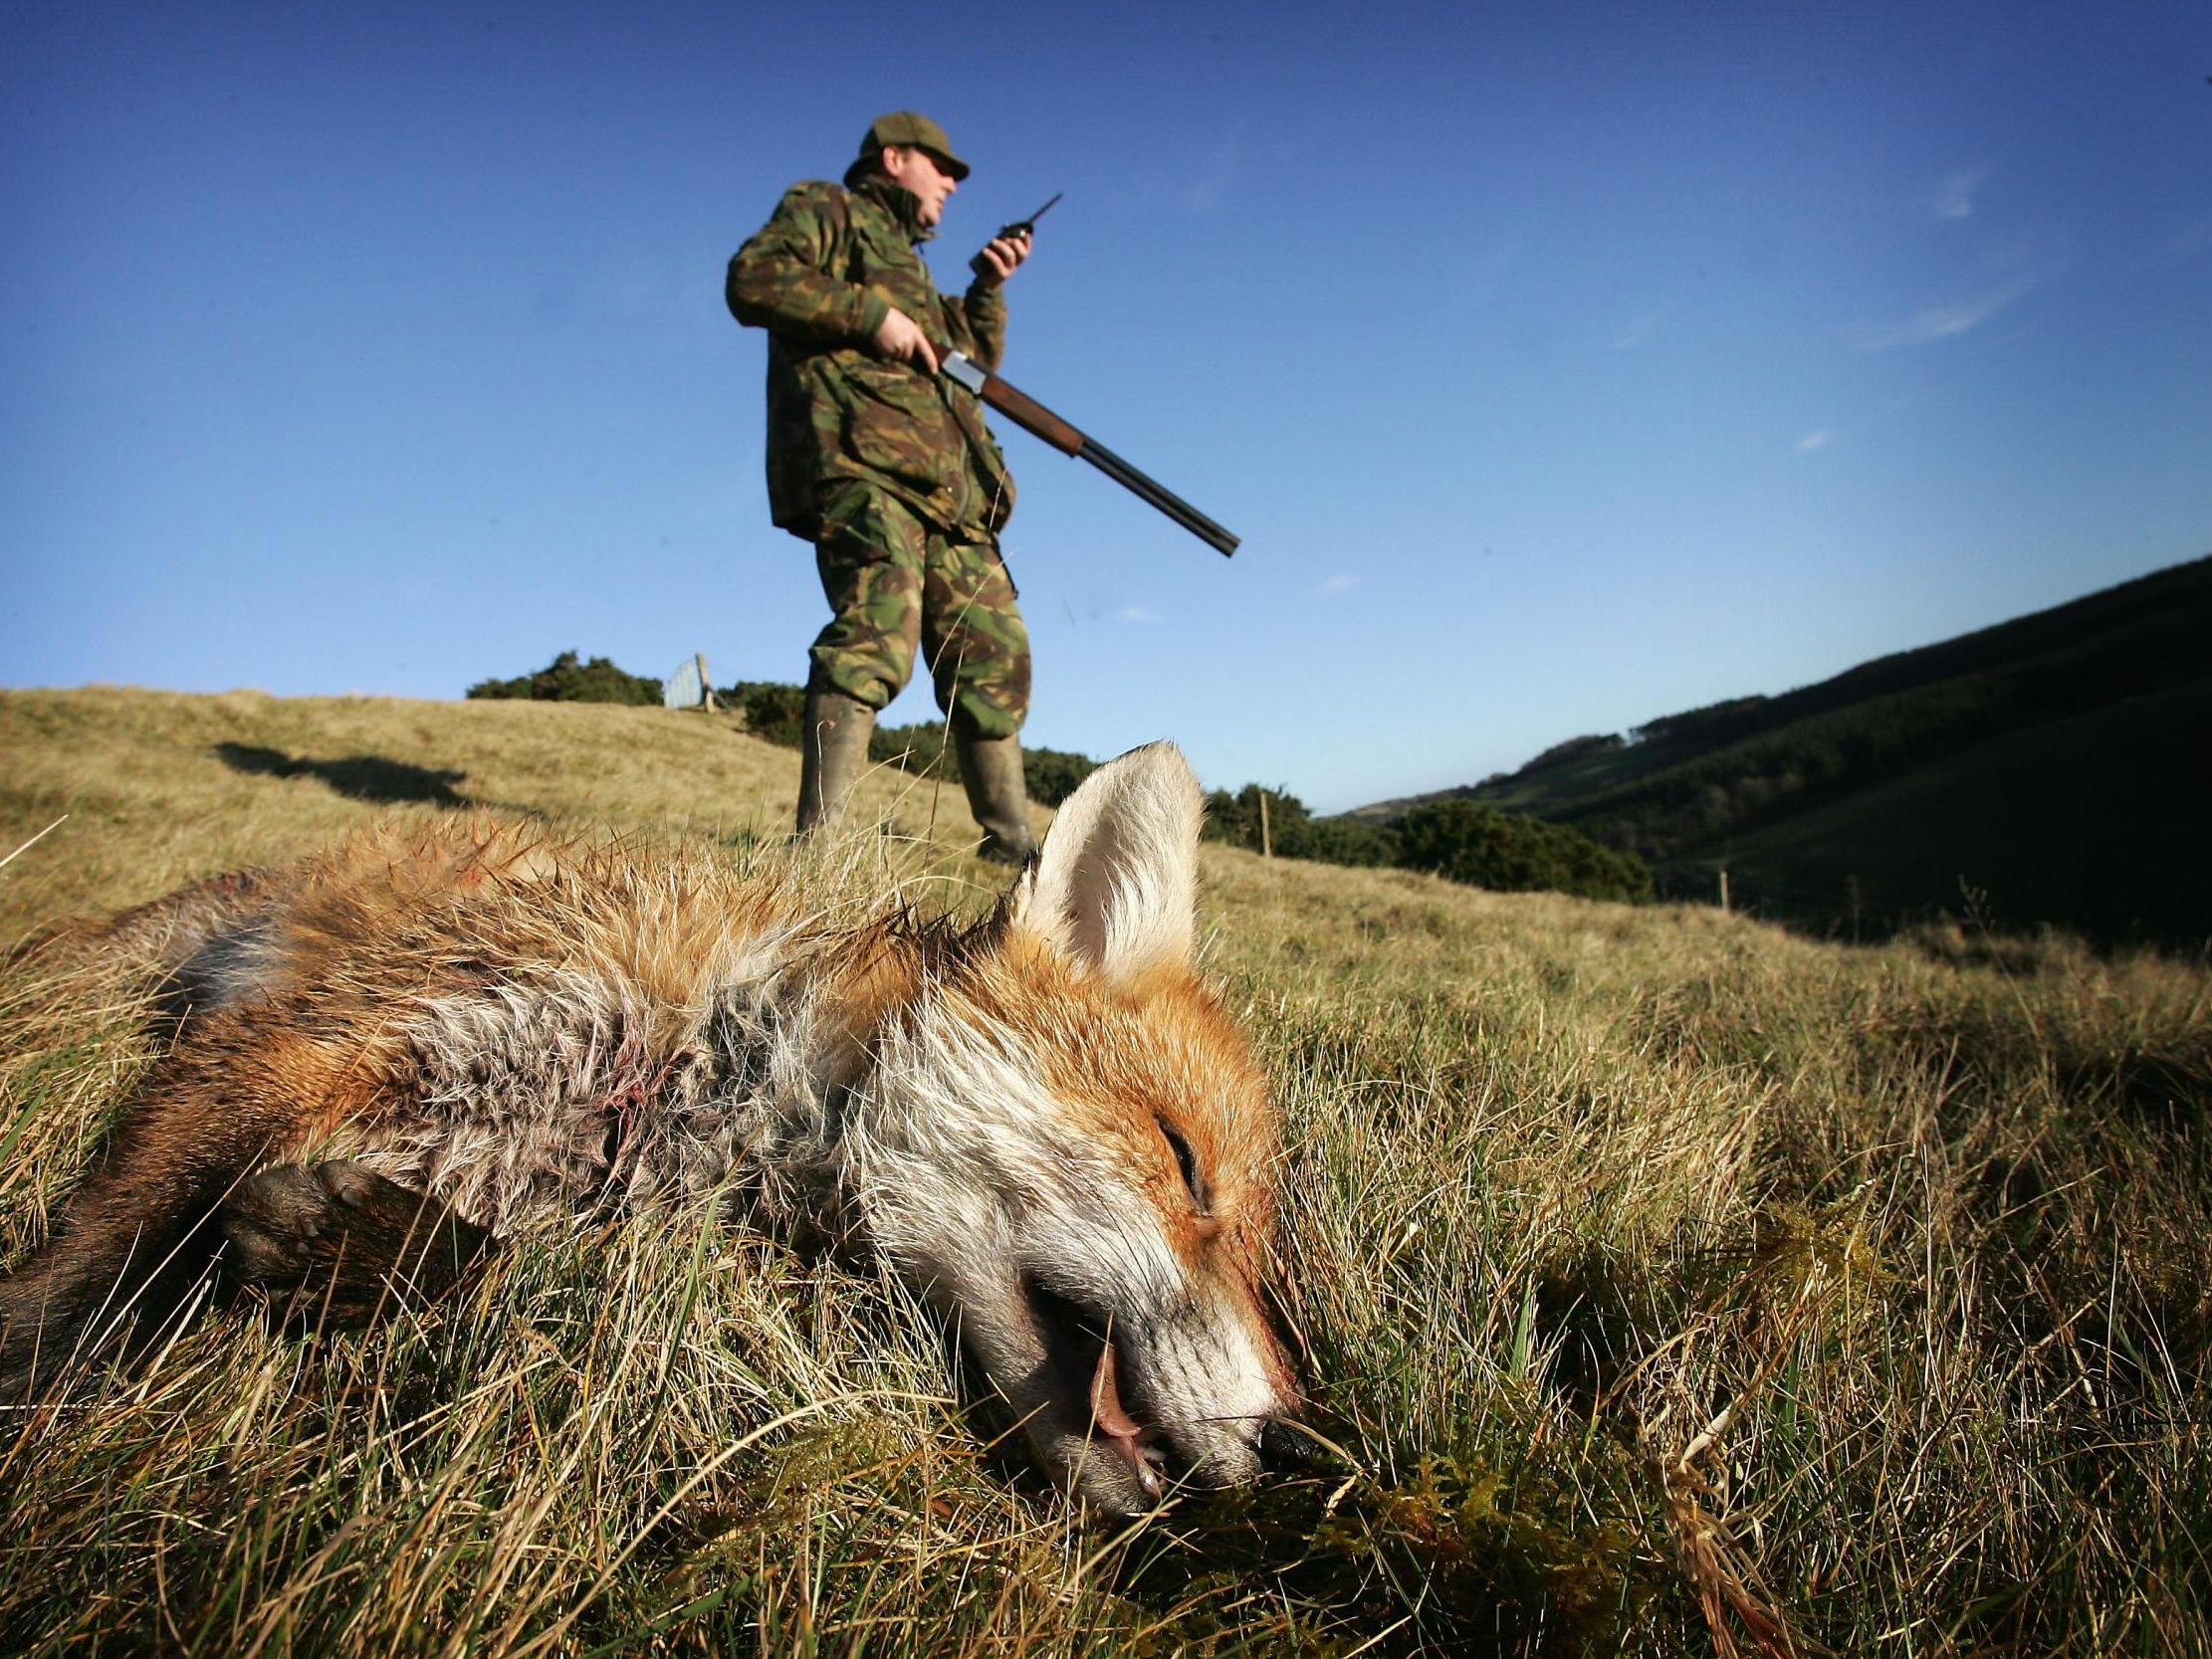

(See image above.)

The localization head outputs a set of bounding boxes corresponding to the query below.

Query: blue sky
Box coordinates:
[4,1,2206,811]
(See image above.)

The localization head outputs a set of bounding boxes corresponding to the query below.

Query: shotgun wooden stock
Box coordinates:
[974,373,1086,457]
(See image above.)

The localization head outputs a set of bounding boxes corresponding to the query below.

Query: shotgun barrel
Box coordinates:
[941,352,1239,556]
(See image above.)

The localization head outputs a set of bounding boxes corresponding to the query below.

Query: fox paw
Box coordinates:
[222,1160,396,1264]
[220,1161,488,1323]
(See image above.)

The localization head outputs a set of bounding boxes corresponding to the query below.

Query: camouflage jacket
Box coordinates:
[727,176,1015,540]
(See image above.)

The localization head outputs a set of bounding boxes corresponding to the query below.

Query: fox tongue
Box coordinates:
[1088,1339,1142,1440]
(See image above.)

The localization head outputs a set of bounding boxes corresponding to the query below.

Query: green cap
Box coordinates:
[854,109,970,180]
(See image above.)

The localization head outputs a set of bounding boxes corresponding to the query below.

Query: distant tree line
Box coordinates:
[467,651,661,706]
[1561,607,2212,869]
[1203,784,1393,868]
[724,680,805,744]
[463,655,1651,903]
[1520,731,1627,771]
[1315,553,2212,944]
[1202,783,1651,903]
[1506,555,2212,871]
[1627,696,1771,752]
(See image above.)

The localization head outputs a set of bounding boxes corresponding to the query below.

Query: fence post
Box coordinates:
[1258,789,1272,859]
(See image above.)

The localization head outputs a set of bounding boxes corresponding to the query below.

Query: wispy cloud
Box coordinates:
[1931,164,1992,221]
[1848,280,2032,351]
[1318,574,1359,595]
[1115,605,1159,623]
[1613,303,1669,349]
[1794,430,1833,455]
[1178,128,1243,214]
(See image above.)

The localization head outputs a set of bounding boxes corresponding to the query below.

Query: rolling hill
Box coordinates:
[1357,553,2212,949]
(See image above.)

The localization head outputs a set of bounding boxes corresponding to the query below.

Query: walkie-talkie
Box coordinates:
[996,192,1062,241]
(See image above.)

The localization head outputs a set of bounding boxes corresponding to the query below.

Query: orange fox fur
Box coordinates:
[0,743,1302,1515]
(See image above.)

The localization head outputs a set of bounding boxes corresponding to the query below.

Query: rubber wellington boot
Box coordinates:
[795,685,876,835]
[955,729,1040,864]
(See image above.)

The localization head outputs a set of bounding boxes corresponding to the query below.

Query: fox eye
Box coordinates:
[1157,1116,1211,1215]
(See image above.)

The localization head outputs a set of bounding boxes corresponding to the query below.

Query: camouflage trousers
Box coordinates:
[808,481,1030,740]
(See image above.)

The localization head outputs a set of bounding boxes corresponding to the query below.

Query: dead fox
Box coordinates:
[0,742,1304,1515]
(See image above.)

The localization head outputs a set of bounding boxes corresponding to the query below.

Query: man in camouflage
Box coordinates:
[727,111,1039,861]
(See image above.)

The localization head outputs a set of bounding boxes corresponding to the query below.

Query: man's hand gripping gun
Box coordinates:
[940,352,1240,556]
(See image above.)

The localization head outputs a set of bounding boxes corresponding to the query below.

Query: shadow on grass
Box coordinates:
[214,743,470,807]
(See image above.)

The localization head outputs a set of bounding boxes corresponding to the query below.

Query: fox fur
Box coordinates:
[0,742,1301,1515]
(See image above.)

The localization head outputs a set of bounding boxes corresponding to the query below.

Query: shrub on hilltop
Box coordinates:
[1291,813,1401,867]
[1202,783,1397,867]
[468,651,661,706]
[1395,798,1654,903]
[1203,783,1310,853]
[1019,746,1097,807]
[870,720,949,776]
[721,680,807,746]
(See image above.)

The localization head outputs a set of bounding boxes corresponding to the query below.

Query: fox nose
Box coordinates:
[1257,1418,1330,1473]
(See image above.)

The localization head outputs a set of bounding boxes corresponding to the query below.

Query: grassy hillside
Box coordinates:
[0,686,1017,932]
[1686,676,2212,944]
[1356,555,2212,949]
[4,688,2210,1655]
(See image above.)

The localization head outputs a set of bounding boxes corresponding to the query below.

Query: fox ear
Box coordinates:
[1003,741,1203,980]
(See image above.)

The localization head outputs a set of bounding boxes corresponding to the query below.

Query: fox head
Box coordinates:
[843,743,1300,1515]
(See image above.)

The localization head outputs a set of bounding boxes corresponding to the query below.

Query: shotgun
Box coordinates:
[940,351,1239,556]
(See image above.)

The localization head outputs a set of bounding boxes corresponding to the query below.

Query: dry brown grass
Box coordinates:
[3,686,2208,1655]
[0,686,1025,935]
